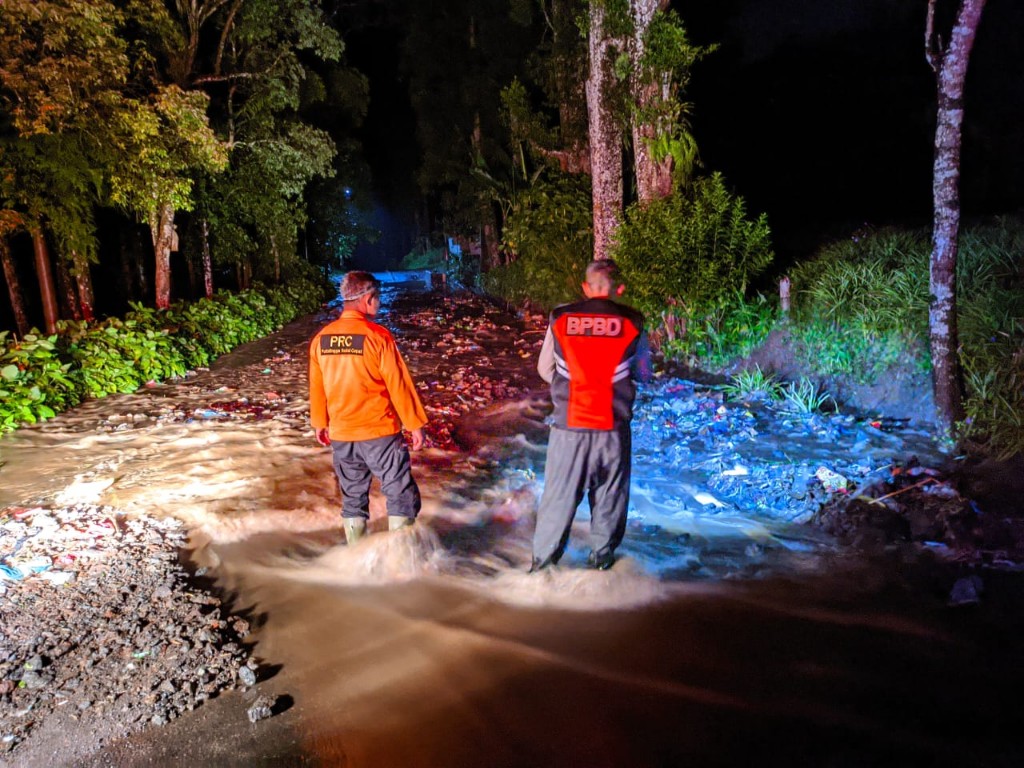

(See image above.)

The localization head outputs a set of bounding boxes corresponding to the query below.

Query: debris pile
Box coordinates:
[814,459,1024,566]
[630,376,942,524]
[0,504,255,756]
[390,294,545,450]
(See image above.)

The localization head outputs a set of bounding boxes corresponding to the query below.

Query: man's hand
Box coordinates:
[315,427,331,447]
[410,427,426,451]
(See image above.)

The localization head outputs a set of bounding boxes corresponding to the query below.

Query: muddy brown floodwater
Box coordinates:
[2,282,1023,767]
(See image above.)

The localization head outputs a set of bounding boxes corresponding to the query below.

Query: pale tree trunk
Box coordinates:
[586,0,625,261]
[630,0,673,204]
[1,237,31,337]
[71,250,95,322]
[150,202,176,310]
[200,218,214,298]
[925,0,986,436]
[29,225,59,334]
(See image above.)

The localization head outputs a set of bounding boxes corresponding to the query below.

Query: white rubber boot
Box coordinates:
[388,516,414,531]
[343,518,367,545]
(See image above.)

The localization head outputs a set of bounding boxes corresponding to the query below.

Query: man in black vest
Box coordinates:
[531,259,649,571]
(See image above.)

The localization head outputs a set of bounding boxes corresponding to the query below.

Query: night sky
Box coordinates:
[345,0,1024,268]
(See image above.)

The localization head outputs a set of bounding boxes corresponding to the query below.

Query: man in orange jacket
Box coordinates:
[309,271,428,544]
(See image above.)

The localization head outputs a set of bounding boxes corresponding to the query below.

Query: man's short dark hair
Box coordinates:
[585,259,621,293]
[340,271,380,303]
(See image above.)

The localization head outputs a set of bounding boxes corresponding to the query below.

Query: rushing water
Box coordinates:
[2,280,1022,767]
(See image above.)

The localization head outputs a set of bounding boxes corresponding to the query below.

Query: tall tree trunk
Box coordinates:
[71,250,95,322]
[135,226,148,302]
[200,218,214,298]
[185,249,198,298]
[150,202,176,310]
[586,0,625,261]
[118,229,138,307]
[552,0,589,174]
[29,225,59,334]
[55,255,81,321]
[270,233,281,284]
[0,237,31,337]
[630,0,673,204]
[481,220,500,270]
[925,0,986,436]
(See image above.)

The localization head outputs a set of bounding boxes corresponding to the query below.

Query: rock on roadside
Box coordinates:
[0,503,253,760]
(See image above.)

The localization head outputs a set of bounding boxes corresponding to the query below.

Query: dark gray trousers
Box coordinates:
[331,433,421,520]
[532,426,631,565]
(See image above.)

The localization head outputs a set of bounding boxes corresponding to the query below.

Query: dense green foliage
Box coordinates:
[484,173,594,308]
[612,173,774,318]
[400,247,479,290]
[654,291,777,370]
[481,170,775,366]
[778,219,1024,456]
[786,229,931,384]
[1,0,364,328]
[0,276,329,433]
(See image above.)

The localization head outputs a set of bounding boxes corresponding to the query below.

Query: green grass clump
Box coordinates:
[786,217,1024,456]
[721,365,783,402]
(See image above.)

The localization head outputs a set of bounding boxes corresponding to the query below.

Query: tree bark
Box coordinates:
[586,0,625,261]
[270,233,281,284]
[118,228,139,306]
[200,218,214,298]
[29,225,59,334]
[150,202,176,310]
[925,0,986,436]
[481,219,501,270]
[630,0,673,204]
[72,250,95,322]
[55,255,81,321]
[0,237,31,337]
[551,0,589,175]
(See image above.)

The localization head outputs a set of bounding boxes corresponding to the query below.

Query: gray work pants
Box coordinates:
[331,433,421,520]
[532,426,631,565]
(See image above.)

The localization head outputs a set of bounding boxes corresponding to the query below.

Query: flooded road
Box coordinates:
[1,280,1022,767]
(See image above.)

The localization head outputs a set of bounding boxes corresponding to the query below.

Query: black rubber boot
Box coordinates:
[587,550,615,571]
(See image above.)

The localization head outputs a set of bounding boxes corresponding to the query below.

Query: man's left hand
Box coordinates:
[315,428,331,447]
[410,427,426,451]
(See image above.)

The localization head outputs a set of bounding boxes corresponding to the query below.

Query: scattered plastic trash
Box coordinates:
[722,464,749,477]
[693,492,726,508]
[815,466,849,493]
[949,575,983,606]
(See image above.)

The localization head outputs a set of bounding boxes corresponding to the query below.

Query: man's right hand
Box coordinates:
[410,427,426,451]
[315,428,331,447]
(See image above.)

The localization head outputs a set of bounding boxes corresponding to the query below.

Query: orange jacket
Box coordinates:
[309,309,428,442]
